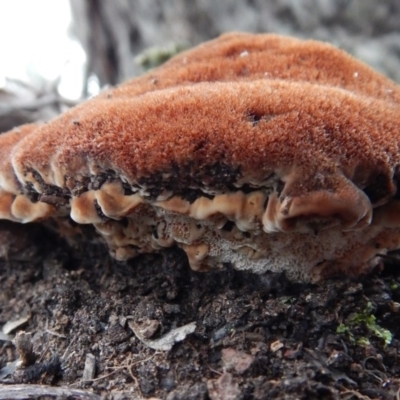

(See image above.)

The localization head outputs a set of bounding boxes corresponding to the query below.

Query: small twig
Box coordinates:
[340,389,373,400]
[70,352,158,387]
[62,337,76,359]
[37,343,51,363]
[45,329,67,339]
[206,362,223,376]
[0,384,101,400]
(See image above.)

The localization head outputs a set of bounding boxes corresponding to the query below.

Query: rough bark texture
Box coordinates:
[70,0,400,86]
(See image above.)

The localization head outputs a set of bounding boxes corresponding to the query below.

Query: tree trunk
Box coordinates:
[69,0,400,88]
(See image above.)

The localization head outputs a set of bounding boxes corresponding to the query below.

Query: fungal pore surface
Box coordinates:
[1,32,400,282]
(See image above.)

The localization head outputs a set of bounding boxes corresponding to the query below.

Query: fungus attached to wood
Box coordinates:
[1,32,400,281]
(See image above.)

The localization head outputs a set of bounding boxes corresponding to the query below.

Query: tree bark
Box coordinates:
[70,0,400,88]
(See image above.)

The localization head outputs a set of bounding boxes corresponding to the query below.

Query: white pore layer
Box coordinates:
[61,181,392,282]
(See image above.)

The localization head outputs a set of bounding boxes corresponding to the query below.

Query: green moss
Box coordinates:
[336,302,392,347]
[135,43,187,70]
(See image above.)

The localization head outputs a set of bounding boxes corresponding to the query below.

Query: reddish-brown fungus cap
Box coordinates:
[0,124,52,222]
[10,33,400,188]
[0,124,38,194]
[110,32,400,103]
[11,75,400,205]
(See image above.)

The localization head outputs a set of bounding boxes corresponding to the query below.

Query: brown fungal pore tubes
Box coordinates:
[1,32,400,282]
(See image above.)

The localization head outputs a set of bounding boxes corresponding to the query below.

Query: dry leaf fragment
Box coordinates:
[128,320,196,351]
[2,315,30,335]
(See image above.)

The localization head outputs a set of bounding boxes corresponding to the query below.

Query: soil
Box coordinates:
[1,221,400,400]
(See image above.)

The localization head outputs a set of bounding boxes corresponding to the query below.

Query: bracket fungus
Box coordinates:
[1,32,400,282]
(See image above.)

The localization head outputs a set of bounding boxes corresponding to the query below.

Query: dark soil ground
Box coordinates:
[1,221,400,399]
